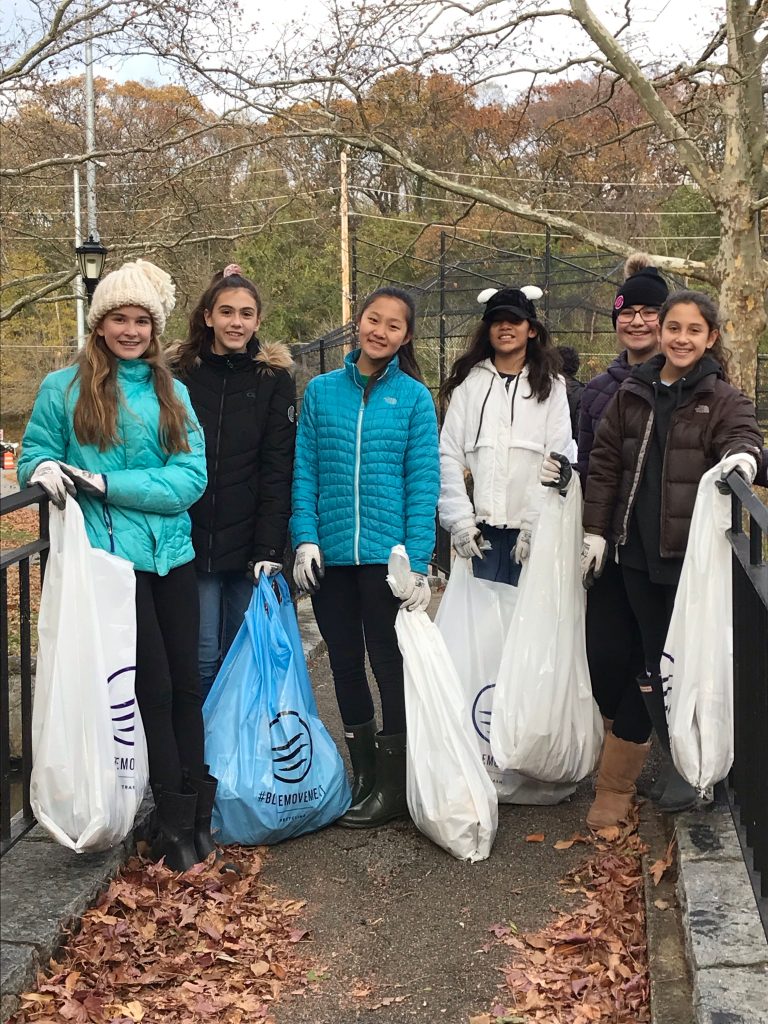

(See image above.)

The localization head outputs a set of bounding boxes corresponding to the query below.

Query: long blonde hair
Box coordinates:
[72,323,192,453]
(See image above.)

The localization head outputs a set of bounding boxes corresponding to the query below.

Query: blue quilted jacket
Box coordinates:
[290,351,439,574]
[18,360,207,575]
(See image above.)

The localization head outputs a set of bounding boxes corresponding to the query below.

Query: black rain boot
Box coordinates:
[185,767,218,861]
[343,719,377,805]
[150,789,199,871]
[638,674,697,813]
[337,732,407,829]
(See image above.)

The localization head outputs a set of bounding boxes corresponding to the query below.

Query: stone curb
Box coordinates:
[675,802,768,1023]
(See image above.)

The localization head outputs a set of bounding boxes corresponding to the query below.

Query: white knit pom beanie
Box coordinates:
[87,259,176,336]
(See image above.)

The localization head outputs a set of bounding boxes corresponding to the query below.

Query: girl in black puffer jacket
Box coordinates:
[171,265,296,697]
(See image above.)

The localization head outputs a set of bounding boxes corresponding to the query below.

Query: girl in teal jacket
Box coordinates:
[291,286,440,829]
[18,260,211,872]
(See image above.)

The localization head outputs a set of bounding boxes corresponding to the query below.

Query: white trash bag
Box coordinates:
[388,546,497,862]
[31,500,148,852]
[435,556,576,804]
[490,477,602,783]
[663,459,737,794]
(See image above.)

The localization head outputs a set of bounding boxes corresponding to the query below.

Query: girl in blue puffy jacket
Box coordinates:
[17,260,212,872]
[290,287,440,829]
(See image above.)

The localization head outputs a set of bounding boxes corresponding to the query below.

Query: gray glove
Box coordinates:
[252,560,282,582]
[58,462,106,498]
[452,525,484,560]
[512,529,531,564]
[540,452,573,495]
[29,460,75,509]
[293,543,324,594]
[399,572,431,612]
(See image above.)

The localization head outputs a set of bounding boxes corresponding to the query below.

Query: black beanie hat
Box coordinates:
[612,255,669,326]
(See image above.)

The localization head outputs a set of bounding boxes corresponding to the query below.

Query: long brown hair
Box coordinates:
[440,315,559,402]
[173,270,262,373]
[72,323,192,453]
[659,290,731,383]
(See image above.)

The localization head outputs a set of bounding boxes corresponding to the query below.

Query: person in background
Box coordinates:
[439,285,574,587]
[170,264,296,699]
[18,260,211,871]
[557,345,585,441]
[581,290,763,824]
[291,287,440,829]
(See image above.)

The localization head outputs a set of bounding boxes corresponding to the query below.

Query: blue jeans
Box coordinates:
[472,525,522,586]
[197,570,254,699]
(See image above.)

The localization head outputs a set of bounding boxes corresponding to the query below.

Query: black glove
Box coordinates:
[540,452,573,495]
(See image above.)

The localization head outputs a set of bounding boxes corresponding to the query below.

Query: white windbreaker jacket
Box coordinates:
[439,360,575,534]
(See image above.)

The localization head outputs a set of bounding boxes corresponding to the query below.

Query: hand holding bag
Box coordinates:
[31,501,147,852]
[490,477,602,784]
[388,546,498,862]
[663,459,736,793]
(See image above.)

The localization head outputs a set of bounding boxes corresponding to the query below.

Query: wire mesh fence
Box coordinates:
[291,234,768,429]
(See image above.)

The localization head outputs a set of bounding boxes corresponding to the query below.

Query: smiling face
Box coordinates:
[356,295,412,374]
[615,305,661,364]
[488,315,536,372]
[204,287,261,355]
[97,306,153,360]
[660,301,717,382]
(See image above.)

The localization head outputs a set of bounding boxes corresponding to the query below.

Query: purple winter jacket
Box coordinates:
[576,351,632,481]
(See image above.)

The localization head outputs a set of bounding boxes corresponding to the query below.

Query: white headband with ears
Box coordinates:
[476,285,544,305]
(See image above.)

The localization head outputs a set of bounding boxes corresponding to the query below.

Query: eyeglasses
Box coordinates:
[616,307,660,324]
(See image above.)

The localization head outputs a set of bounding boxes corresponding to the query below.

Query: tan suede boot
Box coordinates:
[586,733,650,830]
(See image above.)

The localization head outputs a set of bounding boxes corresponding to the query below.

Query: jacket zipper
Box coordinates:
[102,503,115,554]
[207,376,228,570]
[353,392,365,565]
[618,407,654,547]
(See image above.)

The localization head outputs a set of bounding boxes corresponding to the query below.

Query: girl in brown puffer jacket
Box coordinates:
[581,291,763,825]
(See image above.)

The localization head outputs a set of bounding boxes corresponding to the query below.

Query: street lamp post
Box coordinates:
[75,235,108,315]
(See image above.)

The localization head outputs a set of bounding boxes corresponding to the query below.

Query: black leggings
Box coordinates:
[621,565,678,678]
[134,561,205,793]
[311,564,405,734]
[586,558,652,744]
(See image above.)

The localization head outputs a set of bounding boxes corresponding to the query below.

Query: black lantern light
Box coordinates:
[75,234,108,302]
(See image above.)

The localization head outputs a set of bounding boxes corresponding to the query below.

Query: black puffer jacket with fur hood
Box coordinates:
[175,338,296,572]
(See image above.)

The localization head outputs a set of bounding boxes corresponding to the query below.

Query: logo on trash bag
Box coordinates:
[471,684,495,743]
[270,710,313,784]
[108,666,138,779]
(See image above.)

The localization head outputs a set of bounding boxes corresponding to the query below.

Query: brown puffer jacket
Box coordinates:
[583,354,763,558]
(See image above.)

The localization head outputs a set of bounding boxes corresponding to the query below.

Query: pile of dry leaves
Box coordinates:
[474,820,652,1024]
[10,847,314,1024]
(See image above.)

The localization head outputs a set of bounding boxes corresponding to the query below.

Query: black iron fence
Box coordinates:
[0,484,48,854]
[721,468,768,926]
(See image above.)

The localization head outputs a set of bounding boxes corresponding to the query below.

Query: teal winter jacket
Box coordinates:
[290,351,440,574]
[17,360,207,575]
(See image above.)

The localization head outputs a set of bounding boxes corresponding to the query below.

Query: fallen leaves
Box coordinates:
[649,836,677,886]
[483,817,651,1024]
[525,833,545,843]
[9,846,313,1024]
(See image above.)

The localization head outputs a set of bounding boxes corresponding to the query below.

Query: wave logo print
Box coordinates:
[270,710,313,784]
[108,666,138,780]
[471,683,495,743]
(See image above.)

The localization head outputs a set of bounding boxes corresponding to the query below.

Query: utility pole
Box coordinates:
[84,15,99,240]
[72,166,87,349]
[340,147,351,333]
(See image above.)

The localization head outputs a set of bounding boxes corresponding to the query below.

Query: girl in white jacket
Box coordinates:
[439,286,574,585]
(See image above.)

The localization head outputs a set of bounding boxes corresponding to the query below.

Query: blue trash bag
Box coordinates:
[203,573,351,845]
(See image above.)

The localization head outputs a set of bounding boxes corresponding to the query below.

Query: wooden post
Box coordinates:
[340,147,352,343]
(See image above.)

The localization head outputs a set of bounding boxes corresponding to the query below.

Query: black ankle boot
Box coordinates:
[343,719,377,804]
[150,789,199,871]
[185,768,218,861]
[337,732,407,829]
[638,673,697,813]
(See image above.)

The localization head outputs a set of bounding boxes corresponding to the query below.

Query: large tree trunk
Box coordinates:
[714,207,767,400]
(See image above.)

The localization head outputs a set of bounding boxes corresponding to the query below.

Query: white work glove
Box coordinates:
[251,561,282,582]
[720,454,761,493]
[540,451,573,495]
[58,462,106,498]
[29,460,75,509]
[580,533,607,587]
[293,543,324,594]
[452,525,484,560]
[512,529,531,564]
[399,572,431,612]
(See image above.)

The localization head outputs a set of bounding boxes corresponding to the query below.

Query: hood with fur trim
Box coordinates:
[166,336,294,375]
